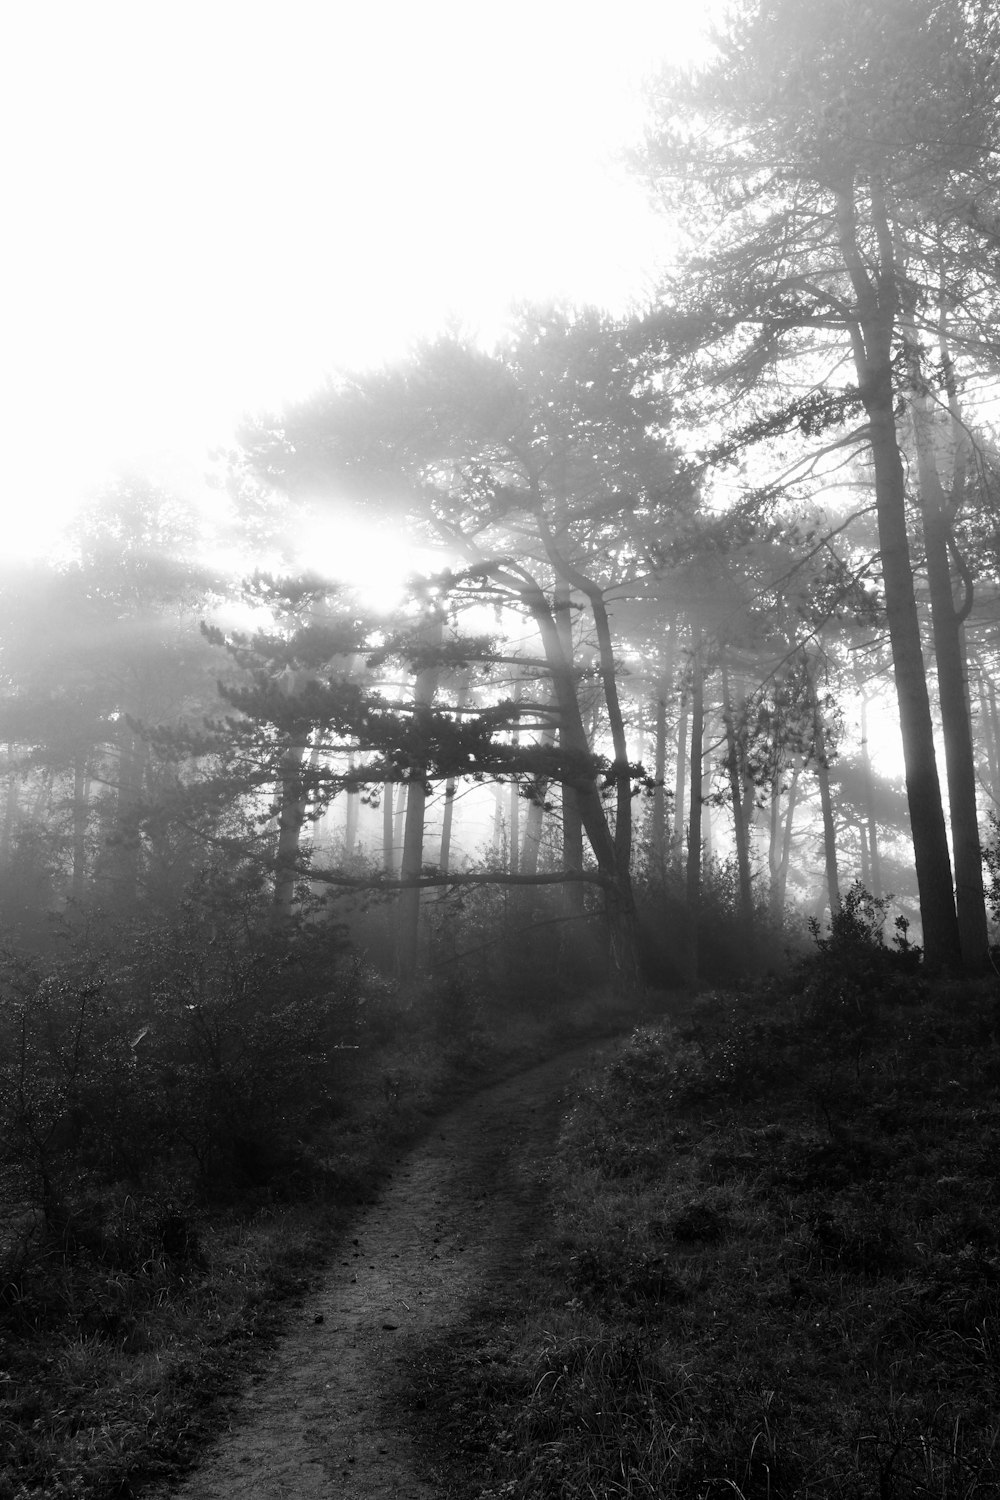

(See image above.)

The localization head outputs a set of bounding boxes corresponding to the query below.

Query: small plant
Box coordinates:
[807,882,923,973]
[807,879,890,957]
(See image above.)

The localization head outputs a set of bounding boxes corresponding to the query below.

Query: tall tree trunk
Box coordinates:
[271,738,311,928]
[702,747,714,862]
[589,593,632,873]
[382,782,395,873]
[554,578,586,921]
[580,574,642,992]
[807,658,841,919]
[858,813,871,889]
[768,763,784,923]
[531,570,640,995]
[651,682,668,876]
[520,796,544,876]
[438,780,456,875]
[397,617,442,980]
[398,776,427,978]
[651,626,675,878]
[777,763,800,913]
[438,672,468,876]
[988,676,1000,802]
[673,683,689,869]
[521,691,555,878]
[975,664,999,804]
[905,323,988,971]
[858,689,884,898]
[720,648,754,933]
[814,720,841,921]
[684,640,705,985]
[392,785,407,874]
[491,785,505,857]
[836,180,960,968]
[561,788,585,896]
[343,756,359,858]
[508,680,521,875]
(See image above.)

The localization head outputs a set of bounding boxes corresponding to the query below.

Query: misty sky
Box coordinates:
[2,1,714,556]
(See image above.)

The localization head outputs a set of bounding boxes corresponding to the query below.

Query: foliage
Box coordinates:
[796,881,925,1061]
[0,849,645,1499]
[426,853,604,1003]
[637,854,803,990]
[414,977,1000,1499]
[0,897,355,1226]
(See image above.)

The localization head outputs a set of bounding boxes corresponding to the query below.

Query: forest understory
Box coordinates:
[4,895,1000,1499]
[0,912,653,1500]
[408,964,1000,1500]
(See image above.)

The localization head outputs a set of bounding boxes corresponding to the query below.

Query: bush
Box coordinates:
[0,885,379,1267]
[635,856,802,989]
[424,863,602,1011]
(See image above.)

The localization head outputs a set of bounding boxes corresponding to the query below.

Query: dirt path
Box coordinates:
[157,1036,622,1499]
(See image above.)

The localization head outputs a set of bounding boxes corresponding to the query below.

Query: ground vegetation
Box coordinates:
[407,909,1000,1499]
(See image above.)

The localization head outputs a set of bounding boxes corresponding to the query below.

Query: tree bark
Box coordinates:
[701,755,714,863]
[554,578,586,920]
[533,572,641,994]
[777,763,800,914]
[905,326,988,971]
[491,784,505,857]
[271,738,310,928]
[438,674,469,877]
[857,688,884,899]
[651,641,671,879]
[392,785,407,874]
[768,763,784,922]
[521,690,555,877]
[836,179,960,968]
[806,657,841,920]
[397,616,442,980]
[814,714,841,921]
[720,647,754,933]
[673,682,689,870]
[975,663,1000,804]
[508,679,521,875]
[382,782,395,873]
[343,757,359,859]
[684,640,705,985]
[438,780,456,876]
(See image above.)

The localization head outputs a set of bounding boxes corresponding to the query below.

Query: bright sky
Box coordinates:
[1,1,714,568]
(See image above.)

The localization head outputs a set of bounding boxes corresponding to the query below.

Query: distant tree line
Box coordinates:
[3,0,1000,989]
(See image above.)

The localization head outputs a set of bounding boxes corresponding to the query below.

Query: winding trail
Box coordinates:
[158,1036,622,1499]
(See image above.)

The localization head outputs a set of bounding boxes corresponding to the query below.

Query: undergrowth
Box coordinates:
[0,891,645,1500]
[407,896,1000,1499]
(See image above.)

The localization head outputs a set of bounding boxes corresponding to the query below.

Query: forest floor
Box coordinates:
[402,980,1000,1499]
[148,1035,623,1499]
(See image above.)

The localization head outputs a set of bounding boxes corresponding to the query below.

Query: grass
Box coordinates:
[405,977,1000,1499]
[0,975,653,1499]
[0,1198,344,1498]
